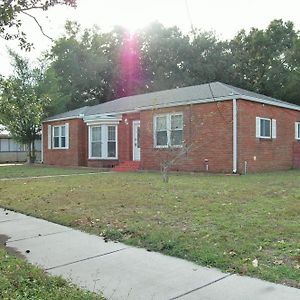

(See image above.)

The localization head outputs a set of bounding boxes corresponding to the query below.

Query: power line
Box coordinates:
[184,0,195,34]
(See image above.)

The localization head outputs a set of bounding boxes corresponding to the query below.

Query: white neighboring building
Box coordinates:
[0,125,41,163]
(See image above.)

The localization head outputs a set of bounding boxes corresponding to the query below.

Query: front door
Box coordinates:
[132,120,140,161]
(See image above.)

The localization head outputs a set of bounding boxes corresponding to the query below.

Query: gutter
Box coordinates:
[232,98,238,173]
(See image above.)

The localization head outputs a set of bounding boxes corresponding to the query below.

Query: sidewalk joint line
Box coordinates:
[169,273,233,300]
[7,229,72,243]
[45,247,128,271]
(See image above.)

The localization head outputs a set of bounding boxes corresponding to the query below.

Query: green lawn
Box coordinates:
[0,164,102,179]
[0,166,299,288]
[0,247,104,300]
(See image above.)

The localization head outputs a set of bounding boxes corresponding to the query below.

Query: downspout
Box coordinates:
[232,98,238,173]
[41,125,44,163]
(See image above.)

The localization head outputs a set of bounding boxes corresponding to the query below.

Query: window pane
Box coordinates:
[107,141,116,157]
[156,131,168,146]
[171,130,183,146]
[61,137,66,148]
[61,126,66,137]
[91,142,101,157]
[136,126,140,148]
[108,126,116,141]
[54,127,59,137]
[156,116,167,131]
[9,140,18,151]
[298,124,300,139]
[171,115,183,130]
[0,139,9,151]
[260,119,270,137]
[91,126,101,142]
[54,137,60,148]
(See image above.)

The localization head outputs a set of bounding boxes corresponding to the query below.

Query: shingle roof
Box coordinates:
[44,82,300,121]
[44,106,90,122]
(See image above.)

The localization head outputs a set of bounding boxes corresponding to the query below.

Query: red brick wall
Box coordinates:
[43,100,300,173]
[237,100,300,173]
[43,118,88,167]
[293,143,300,169]
[140,101,234,173]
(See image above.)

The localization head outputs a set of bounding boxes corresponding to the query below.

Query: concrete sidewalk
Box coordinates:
[0,208,299,300]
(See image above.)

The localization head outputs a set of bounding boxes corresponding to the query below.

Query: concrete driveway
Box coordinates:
[1,208,299,300]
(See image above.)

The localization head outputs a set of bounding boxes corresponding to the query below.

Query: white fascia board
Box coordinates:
[42,116,82,123]
[138,96,233,111]
[138,95,300,112]
[86,120,121,126]
[83,114,122,125]
[241,96,300,111]
[84,109,138,120]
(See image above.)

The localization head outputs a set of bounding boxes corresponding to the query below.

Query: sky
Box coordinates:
[1,0,300,76]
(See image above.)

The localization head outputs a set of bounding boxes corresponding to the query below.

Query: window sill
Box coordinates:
[154,145,183,149]
[52,147,68,150]
[88,157,118,160]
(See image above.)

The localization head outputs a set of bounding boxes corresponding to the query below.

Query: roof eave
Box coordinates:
[42,115,84,123]
[241,96,300,111]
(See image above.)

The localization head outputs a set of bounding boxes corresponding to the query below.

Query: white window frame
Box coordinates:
[88,125,118,160]
[154,113,183,148]
[295,122,300,140]
[52,125,68,149]
[256,117,276,139]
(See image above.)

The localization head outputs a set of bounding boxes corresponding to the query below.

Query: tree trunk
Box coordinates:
[161,165,169,183]
[27,141,35,164]
[27,142,32,164]
[31,140,36,163]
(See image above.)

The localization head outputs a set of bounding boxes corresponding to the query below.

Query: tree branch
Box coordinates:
[21,11,54,42]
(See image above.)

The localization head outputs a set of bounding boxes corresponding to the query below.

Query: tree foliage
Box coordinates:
[229,19,300,103]
[0,0,76,50]
[44,19,300,115]
[0,50,50,162]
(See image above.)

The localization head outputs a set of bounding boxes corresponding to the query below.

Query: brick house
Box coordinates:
[42,82,300,173]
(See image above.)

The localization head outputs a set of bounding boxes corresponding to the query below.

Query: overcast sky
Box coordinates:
[1,0,300,76]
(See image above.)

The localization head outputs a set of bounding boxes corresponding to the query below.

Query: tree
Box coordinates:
[229,19,300,105]
[0,50,50,162]
[44,20,300,114]
[0,0,76,50]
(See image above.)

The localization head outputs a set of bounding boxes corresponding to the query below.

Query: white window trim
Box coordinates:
[88,125,118,160]
[296,122,300,140]
[52,124,68,149]
[256,117,276,139]
[154,113,183,148]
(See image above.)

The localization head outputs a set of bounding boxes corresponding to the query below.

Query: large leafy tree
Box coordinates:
[230,19,300,105]
[0,51,50,162]
[0,0,76,50]
[46,22,229,112]
[44,19,300,114]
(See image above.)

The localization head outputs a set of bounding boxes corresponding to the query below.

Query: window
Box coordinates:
[256,117,276,139]
[91,126,102,158]
[107,126,116,158]
[260,118,271,138]
[53,125,67,148]
[89,125,118,159]
[296,122,300,140]
[154,113,183,147]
